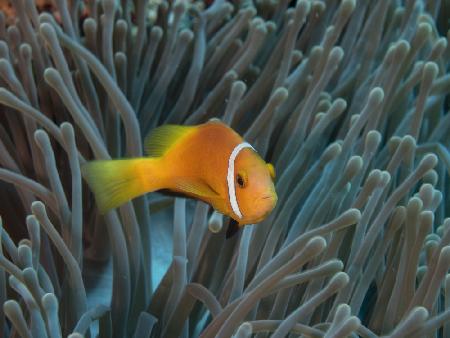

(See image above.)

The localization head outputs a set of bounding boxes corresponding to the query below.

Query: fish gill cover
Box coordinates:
[0,0,449,337]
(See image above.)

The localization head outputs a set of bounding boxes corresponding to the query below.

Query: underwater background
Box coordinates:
[0,0,450,337]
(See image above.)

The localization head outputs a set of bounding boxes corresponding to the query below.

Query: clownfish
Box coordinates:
[82,120,277,236]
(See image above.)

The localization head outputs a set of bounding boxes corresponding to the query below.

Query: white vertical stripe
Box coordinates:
[227,142,255,219]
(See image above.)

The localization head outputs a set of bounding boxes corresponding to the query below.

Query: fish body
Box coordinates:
[82,121,277,226]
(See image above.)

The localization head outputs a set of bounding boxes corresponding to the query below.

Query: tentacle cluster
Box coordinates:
[0,0,449,337]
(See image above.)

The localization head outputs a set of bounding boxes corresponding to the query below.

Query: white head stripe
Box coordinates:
[227,142,255,219]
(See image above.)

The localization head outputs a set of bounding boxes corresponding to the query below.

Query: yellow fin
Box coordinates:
[82,158,157,213]
[174,178,220,199]
[267,163,276,180]
[144,124,194,157]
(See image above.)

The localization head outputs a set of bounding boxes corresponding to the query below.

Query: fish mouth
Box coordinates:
[257,193,277,208]
[260,191,277,202]
[246,194,277,224]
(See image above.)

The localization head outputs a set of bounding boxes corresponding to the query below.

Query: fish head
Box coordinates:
[232,150,278,225]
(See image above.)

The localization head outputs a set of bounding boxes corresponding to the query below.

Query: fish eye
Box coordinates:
[236,174,245,188]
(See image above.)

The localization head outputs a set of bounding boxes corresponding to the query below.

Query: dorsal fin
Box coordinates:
[144,124,195,157]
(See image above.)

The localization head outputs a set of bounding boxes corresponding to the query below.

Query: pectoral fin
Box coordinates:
[174,178,220,200]
[267,163,276,180]
[226,218,240,239]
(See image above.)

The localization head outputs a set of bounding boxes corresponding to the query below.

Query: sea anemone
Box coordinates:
[0,0,450,337]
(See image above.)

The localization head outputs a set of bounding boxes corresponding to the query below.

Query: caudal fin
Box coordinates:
[81,158,158,213]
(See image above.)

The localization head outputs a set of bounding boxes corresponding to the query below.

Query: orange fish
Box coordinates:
[82,120,277,233]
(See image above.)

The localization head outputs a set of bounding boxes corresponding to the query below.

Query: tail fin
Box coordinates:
[81,158,158,213]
